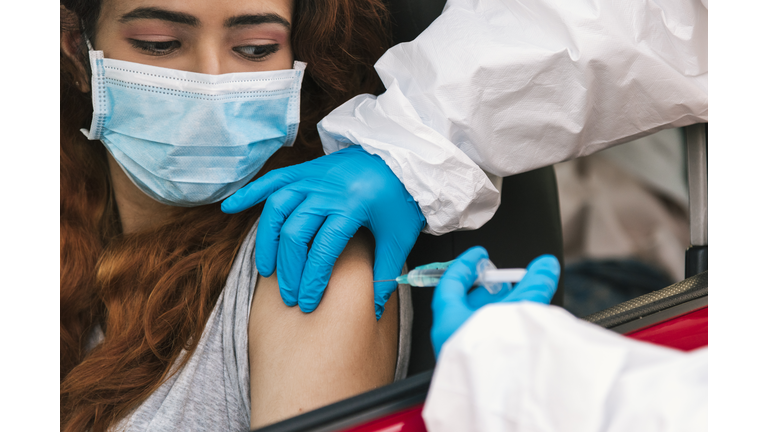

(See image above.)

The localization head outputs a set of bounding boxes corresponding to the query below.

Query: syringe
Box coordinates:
[374,259,527,295]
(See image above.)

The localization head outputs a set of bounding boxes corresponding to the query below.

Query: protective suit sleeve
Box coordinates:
[318,0,708,235]
[422,302,708,432]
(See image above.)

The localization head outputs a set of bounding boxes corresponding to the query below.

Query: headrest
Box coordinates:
[387,0,447,45]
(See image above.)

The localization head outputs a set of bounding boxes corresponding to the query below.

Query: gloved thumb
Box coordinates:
[221,165,301,214]
[503,254,560,304]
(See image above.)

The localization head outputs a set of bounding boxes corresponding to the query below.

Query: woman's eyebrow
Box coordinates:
[119,7,200,27]
[224,13,291,31]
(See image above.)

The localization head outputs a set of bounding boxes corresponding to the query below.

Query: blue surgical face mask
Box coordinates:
[81,47,306,207]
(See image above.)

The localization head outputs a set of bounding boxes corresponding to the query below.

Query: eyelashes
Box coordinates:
[128,39,181,56]
[128,39,280,62]
[233,44,279,61]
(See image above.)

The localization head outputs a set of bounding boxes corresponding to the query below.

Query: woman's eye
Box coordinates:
[233,44,279,61]
[128,39,181,56]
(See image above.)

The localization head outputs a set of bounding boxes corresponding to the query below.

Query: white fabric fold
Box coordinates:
[318,0,707,234]
[423,302,707,432]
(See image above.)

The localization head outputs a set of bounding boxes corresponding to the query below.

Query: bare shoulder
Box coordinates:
[248,230,399,429]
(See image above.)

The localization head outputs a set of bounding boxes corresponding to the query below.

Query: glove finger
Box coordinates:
[254,186,306,278]
[503,255,560,304]
[221,166,301,214]
[432,246,489,311]
[371,236,415,320]
[297,215,361,313]
[276,202,326,307]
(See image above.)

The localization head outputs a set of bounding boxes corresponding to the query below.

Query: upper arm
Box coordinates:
[248,231,399,429]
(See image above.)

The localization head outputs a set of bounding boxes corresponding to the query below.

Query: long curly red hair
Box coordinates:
[59,1,390,430]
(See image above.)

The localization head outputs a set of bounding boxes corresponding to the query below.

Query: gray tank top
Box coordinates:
[108,221,412,431]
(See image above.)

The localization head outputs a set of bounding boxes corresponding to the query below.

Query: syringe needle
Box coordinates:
[373,279,398,283]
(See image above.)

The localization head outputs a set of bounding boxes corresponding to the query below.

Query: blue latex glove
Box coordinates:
[431,246,560,358]
[221,145,426,319]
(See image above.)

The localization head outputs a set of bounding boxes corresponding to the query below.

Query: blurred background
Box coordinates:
[557,128,690,317]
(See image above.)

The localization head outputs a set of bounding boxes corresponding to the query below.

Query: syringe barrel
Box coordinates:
[482,269,527,283]
[406,268,446,287]
[402,265,527,290]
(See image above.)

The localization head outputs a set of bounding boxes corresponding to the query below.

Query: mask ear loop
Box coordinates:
[84,35,94,51]
[77,22,96,90]
[81,21,95,51]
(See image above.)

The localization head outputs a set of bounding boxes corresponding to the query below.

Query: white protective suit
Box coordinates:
[422,302,708,432]
[318,0,708,235]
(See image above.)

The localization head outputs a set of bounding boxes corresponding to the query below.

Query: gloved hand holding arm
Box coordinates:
[222,145,425,319]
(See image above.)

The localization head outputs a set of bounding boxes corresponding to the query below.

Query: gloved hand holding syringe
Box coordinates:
[374,259,527,295]
[417,247,558,357]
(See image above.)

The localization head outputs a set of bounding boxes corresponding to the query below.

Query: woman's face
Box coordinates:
[93,0,294,74]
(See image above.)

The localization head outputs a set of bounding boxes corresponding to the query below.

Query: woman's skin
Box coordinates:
[61,0,399,428]
[249,231,398,428]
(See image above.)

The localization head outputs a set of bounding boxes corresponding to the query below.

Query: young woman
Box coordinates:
[59,0,407,430]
